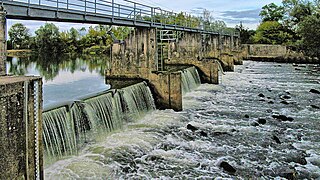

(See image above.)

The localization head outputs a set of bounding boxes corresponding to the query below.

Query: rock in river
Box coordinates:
[220,161,236,174]
[309,89,320,94]
[187,124,198,131]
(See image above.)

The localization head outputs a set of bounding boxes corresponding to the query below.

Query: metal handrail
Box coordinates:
[2,0,239,36]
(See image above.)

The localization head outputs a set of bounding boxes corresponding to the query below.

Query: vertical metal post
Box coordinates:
[133,2,136,25]
[111,0,114,21]
[118,4,120,17]
[94,0,96,13]
[67,0,68,9]
[84,0,86,14]
[151,7,153,24]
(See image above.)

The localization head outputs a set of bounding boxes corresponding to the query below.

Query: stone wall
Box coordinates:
[247,44,287,57]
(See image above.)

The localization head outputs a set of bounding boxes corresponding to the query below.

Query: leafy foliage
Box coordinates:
[8,23,30,49]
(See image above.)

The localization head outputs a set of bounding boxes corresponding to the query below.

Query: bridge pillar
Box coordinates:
[0,7,6,76]
[0,76,43,179]
[220,53,234,72]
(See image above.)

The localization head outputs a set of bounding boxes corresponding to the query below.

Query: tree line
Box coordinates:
[237,0,320,57]
[8,23,131,54]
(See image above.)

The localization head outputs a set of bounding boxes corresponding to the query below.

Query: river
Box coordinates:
[42,60,319,179]
[6,54,109,108]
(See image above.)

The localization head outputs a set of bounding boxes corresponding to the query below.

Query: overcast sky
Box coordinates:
[7,0,283,34]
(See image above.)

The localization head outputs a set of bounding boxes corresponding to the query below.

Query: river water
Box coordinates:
[44,61,320,179]
[6,55,109,108]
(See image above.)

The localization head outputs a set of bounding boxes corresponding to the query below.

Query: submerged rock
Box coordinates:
[309,89,320,94]
[310,105,320,109]
[272,114,294,122]
[268,101,274,104]
[258,118,267,125]
[220,161,236,174]
[187,124,198,131]
[251,122,260,126]
[278,167,297,180]
[280,95,291,99]
[244,114,249,118]
[272,135,281,144]
[280,100,290,105]
[258,93,265,98]
[199,131,208,137]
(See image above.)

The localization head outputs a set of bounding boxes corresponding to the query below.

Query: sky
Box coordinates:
[7,0,283,34]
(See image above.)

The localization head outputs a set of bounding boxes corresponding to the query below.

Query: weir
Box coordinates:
[42,82,156,163]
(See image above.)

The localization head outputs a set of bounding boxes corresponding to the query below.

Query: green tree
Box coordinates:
[236,22,255,44]
[260,3,285,22]
[253,21,292,45]
[35,23,63,53]
[8,23,30,49]
[298,14,320,57]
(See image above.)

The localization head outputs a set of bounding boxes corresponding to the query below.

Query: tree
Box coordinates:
[8,23,30,49]
[35,23,63,53]
[236,22,255,44]
[260,3,285,22]
[298,14,320,57]
[253,21,292,45]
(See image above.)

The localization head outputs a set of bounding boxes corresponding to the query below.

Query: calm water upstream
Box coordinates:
[6,54,110,108]
[44,61,320,179]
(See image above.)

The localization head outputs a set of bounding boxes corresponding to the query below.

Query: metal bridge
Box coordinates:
[1,0,231,35]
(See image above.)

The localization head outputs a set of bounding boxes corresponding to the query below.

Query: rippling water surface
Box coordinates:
[45,61,320,179]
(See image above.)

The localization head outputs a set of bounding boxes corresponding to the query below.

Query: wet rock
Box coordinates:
[280,100,290,105]
[220,161,236,174]
[199,131,208,137]
[266,109,273,113]
[272,114,294,122]
[287,117,294,122]
[295,68,301,71]
[213,131,230,136]
[244,114,249,118]
[258,118,267,125]
[311,105,320,109]
[280,95,291,99]
[285,91,291,94]
[267,96,271,99]
[258,93,265,98]
[278,167,297,180]
[272,135,281,144]
[251,122,260,126]
[309,89,320,94]
[259,99,266,102]
[267,88,272,92]
[268,101,274,104]
[187,124,198,131]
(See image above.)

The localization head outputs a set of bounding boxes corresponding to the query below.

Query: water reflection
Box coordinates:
[6,53,111,107]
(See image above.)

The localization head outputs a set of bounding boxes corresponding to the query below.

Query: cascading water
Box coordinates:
[181,66,201,94]
[120,82,156,120]
[42,106,77,161]
[42,81,156,165]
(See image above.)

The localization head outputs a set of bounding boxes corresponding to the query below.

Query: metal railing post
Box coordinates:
[94,0,96,13]
[151,7,153,24]
[112,0,114,21]
[133,2,136,25]
[67,0,69,9]
[85,0,86,14]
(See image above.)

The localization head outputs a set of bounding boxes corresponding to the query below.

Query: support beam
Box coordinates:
[0,7,6,76]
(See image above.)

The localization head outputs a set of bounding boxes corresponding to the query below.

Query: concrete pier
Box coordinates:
[0,76,43,179]
[0,8,6,76]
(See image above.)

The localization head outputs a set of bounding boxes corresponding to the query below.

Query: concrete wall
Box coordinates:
[247,44,287,57]
[0,9,6,76]
[0,76,43,179]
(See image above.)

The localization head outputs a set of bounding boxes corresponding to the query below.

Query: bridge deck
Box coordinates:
[1,0,232,36]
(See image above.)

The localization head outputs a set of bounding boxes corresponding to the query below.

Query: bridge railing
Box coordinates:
[2,0,239,36]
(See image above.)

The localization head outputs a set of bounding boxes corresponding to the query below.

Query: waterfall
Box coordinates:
[120,82,156,120]
[42,82,155,162]
[181,66,201,94]
[42,106,77,160]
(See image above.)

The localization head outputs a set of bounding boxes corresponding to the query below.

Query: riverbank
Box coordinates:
[45,61,320,179]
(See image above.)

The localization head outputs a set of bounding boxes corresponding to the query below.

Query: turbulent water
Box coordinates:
[45,61,320,179]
